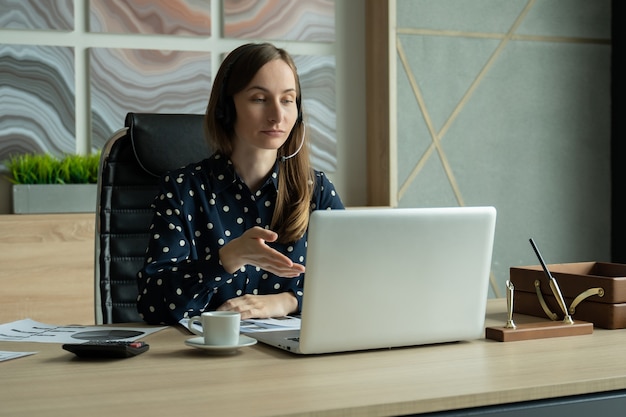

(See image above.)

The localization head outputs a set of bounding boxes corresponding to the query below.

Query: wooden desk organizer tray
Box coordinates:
[510,262,626,329]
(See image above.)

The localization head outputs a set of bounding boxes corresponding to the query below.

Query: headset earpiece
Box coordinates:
[296,95,303,124]
[215,69,236,128]
[215,94,234,128]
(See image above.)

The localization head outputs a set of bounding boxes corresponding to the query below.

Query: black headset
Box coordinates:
[215,44,303,130]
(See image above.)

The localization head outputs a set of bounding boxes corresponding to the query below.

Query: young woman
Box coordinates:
[137,43,344,324]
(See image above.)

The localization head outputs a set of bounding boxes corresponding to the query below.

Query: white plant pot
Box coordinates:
[12,184,97,214]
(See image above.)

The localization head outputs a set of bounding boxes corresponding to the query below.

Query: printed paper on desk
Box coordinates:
[0,319,167,344]
[241,316,301,333]
[179,316,301,334]
[0,351,37,362]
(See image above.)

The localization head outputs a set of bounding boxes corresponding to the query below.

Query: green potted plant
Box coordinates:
[5,152,100,214]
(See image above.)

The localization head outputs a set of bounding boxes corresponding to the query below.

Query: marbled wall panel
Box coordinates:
[294,55,336,172]
[0,0,73,31]
[0,44,75,165]
[224,0,335,42]
[90,48,211,148]
[89,0,211,35]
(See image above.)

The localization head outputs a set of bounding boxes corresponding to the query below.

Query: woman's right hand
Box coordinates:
[218,226,305,277]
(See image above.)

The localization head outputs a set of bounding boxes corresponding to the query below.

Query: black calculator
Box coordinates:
[62,340,149,358]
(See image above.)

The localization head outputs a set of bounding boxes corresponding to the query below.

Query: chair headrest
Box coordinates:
[125,112,211,177]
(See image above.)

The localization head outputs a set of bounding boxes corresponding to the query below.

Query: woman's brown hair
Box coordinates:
[204,43,314,244]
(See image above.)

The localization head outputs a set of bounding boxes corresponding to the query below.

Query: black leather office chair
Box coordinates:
[95,112,210,324]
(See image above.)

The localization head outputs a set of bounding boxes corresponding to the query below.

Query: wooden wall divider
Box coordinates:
[365,0,395,207]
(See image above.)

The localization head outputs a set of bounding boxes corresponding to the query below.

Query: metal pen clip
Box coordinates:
[505,280,516,329]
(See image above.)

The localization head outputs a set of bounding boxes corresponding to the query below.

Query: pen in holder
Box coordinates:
[485,239,593,342]
[528,238,574,325]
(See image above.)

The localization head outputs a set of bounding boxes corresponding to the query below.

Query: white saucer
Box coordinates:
[184,335,257,352]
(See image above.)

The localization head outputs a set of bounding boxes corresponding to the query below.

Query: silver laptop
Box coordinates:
[248,206,497,354]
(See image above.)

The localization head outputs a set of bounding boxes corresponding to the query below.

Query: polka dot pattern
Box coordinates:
[137,153,344,324]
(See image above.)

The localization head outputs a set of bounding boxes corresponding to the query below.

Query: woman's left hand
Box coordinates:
[216,292,298,320]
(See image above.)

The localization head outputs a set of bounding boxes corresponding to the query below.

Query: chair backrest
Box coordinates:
[95,112,210,324]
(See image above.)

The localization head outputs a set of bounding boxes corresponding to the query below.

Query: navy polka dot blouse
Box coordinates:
[137,153,344,324]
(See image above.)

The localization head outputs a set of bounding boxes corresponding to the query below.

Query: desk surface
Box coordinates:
[2,299,626,417]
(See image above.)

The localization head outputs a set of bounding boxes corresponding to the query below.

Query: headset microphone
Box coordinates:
[280,122,305,162]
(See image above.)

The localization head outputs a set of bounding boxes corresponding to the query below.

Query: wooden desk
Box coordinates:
[2,299,626,416]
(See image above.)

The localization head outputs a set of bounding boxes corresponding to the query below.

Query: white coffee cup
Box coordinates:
[187,311,241,346]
